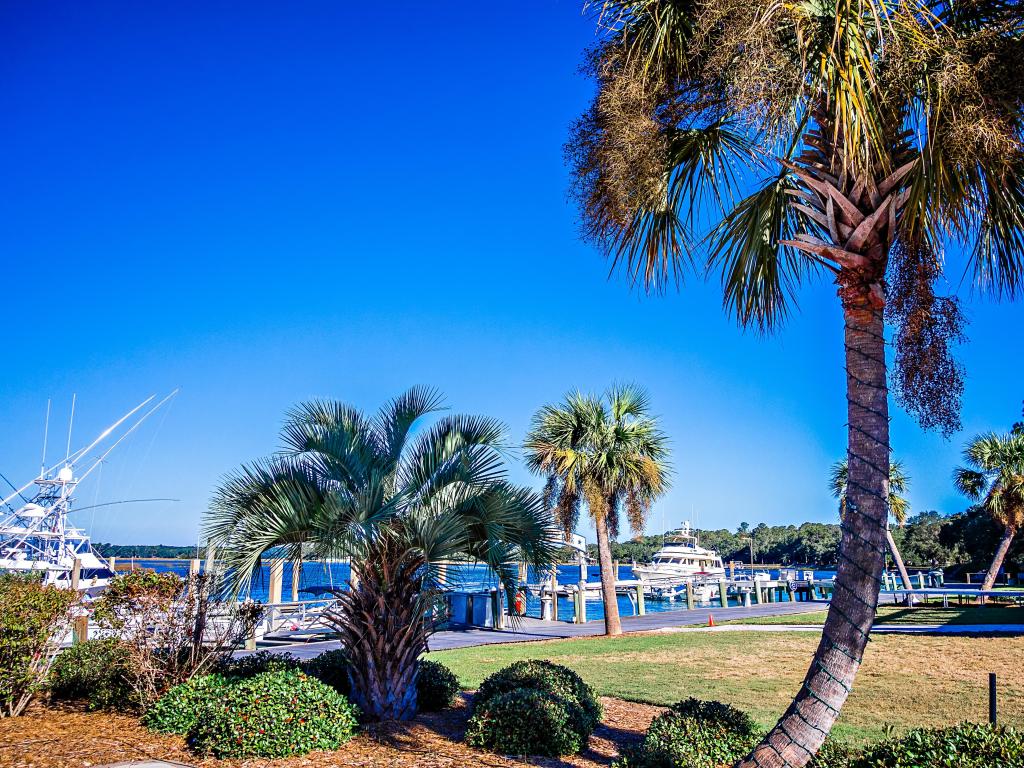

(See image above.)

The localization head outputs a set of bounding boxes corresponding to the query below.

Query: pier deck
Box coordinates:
[244,599,830,659]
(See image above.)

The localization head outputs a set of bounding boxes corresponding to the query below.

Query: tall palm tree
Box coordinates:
[831,458,913,589]
[567,1,1023,763]
[205,388,558,721]
[524,385,669,636]
[954,431,1024,591]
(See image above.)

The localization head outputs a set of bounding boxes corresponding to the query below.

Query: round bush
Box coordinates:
[142,673,230,735]
[218,650,303,679]
[465,687,587,756]
[49,638,136,711]
[187,669,360,758]
[302,649,351,697]
[852,722,1024,768]
[474,659,601,731]
[416,660,459,712]
[619,698,759,768]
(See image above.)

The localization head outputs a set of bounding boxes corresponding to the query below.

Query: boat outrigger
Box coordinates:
[0,392,178,595]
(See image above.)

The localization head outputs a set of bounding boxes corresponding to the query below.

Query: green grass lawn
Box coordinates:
[427,630,1024,745]
[720,603,1024,626]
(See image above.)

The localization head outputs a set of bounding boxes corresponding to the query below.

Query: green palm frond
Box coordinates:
[830,457,910,525]
[954,431,1024,528]
[709,173,823,331]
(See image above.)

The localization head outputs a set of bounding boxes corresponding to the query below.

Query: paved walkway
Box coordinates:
[655,623,1024,635]
[250,601,830,659]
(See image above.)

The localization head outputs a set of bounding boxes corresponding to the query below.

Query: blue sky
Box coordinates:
[2,1,1021,546]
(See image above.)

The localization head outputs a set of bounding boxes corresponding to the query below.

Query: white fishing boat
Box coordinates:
[0,393,177,595]
[631,521,726,601]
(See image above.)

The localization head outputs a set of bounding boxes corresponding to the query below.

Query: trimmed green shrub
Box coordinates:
[49,638,136,711]
[465,687,587,756]
[810,738,853,768]
[852,722,1024,768]
[218,650,303,679]
[187,669,360,758]
[142,673,230,735]
[0,573,78,717]
[416,660,459,712]
[302,648,351,696]
[615,698,759,768]
[474,659,601,731]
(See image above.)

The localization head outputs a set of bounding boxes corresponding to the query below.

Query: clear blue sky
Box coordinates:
[2,1,1021,546]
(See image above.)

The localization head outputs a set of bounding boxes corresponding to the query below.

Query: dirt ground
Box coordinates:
[0,696,666,768]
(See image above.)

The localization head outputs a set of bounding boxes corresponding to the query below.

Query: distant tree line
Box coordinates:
[585,506,1021,576]
[94,543,202,559]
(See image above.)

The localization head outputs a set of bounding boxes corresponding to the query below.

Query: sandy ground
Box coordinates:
[0,696,666,768]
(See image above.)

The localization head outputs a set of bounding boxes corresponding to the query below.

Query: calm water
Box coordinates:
[134,559,836,623]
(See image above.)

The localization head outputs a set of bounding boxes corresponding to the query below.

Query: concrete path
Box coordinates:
[248,600,830,659]
[652,623,1024,635]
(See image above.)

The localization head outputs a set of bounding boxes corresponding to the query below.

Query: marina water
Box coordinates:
[137,559,836,623]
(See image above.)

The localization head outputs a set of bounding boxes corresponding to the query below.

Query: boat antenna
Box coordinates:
[65,394,76,465]
[2,393,158,507]
[41,399,51,475]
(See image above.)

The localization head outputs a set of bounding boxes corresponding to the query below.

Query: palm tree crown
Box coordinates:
[954,431,1024,530]
[206,388,558,720]
[830,458,910,526]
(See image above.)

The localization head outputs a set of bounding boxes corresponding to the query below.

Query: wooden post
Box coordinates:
[72,614,89,645]
[107,556,116,572]
[268,559,284,605]
[575,583,586,624]
[550,571,559,622]
[751,583,760,604]
[635,584,646,616]
[718,579,729,608]
[685,581,695,611]
[990,673,998,725]
[189,558,201,578]
[787,581,797,603]
[808,577,817,600]
[519,561,528,585]
[70,558,82,591]
[245,623,257,651]
[291,559,301,602]
[613,559,620,578]
[743,589,752,608]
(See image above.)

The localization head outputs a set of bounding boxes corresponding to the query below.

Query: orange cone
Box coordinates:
[708,614,715,627]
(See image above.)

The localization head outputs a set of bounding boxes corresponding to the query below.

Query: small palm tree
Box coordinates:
[831,459,912,588]
[205,388,558,720]
[954,432,1024,591]
[524,385,669,636]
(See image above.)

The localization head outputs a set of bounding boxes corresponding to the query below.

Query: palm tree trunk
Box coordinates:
[981,525,1016,591]
[327,557,425,721]
[594,512,622,636]
[739,303,889,768]
[886,527,914,604]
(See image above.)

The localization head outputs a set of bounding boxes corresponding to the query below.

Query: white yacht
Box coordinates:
[632,521,726,587]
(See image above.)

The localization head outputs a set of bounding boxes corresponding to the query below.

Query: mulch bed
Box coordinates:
[0,696,666,768]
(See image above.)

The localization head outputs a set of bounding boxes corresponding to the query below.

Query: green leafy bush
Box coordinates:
[416,660,459,712]
[474,659,601,731]
[615,698,759,768]
[187,669,360,758]
[302,649,351,696]
[142,673,230,734]
[852,722,1024,768]
[0,574,78,717]
[49,638,136,711]
[465,687,588,756]
[218,650,303,679]
[810,738,853,768]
